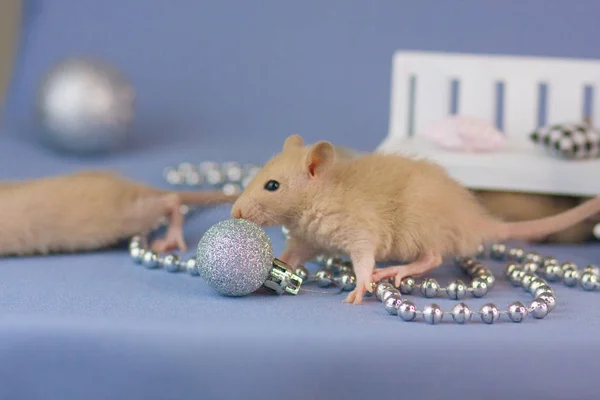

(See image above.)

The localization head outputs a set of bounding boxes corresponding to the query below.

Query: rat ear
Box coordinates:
[283,134,303,152]
[305,141,335,177]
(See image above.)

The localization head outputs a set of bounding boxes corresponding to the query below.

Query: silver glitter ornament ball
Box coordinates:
[36,57,135,155]
[196,219,274,296]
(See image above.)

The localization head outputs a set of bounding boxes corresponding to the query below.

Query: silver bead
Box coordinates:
[382,288,401,302]
[507,302,528,322]
[479,274,495,288]
[399,277,415,294]
[222,183,242,196]
[422,304,443,325]
[339,260,353,273]
[543,257,559,267]
[420,278,440,298]
[582,265,600,276]
[534,285,554,298]
[543,264,563,282]
[162,253,181,273]
[470,277,488,297]
[223,162,243,182]
[325,257,343,270]
[398,300,417,321]
[460,258,478,271]
[384,293,403,315]
[293,265,309,281]
[562,267,580,287]
[129,235,144,250]
[313,254,327,265]
[490,243,507,260]
[183,170,202,186]
[184,258,199,275]
[164,167,184,185]
[561,262,578,272]
[525,252,543,265]
[580,272,599,291]
[198,161,220,173]
[315,269,334,287]
[142,251,159,269]
[537,293,556,312]
[476,244,486,259]
[530,299,549,319]
[376,282,395,301]
[528,278,546,294]
[523,262,540,274]
[451,303,472,324]
[205,168,224,185]
[446,280,467,300]
[507,247,525,262]
[470,265,488,277]
[521,273,536,290]
[480,303,500,324]
[509,269,525,286]
[130,246,145,264]
[337,272,356,291]
[504,263,519,277]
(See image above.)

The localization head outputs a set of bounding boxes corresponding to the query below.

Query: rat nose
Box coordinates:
[231,206,243,219]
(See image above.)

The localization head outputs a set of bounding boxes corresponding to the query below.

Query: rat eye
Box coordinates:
[264,180,280,191]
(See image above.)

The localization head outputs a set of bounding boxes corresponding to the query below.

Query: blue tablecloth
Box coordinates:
[0,133,599,400]
[2,1,600,399]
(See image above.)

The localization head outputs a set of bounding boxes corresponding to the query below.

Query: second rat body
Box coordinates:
[231,134,600,304]
[0,170,237,257]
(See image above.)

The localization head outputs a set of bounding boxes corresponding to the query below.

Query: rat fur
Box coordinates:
[231,134,600,304]
[0,170,238,257]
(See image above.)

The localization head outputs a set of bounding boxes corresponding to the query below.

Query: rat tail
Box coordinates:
[497,196,600,241]
[173,190,239,206]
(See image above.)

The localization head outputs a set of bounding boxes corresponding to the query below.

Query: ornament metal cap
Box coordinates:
[265,258,303,295]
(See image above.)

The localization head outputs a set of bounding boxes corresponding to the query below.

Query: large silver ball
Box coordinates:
[36,57,135,155]
[196,219,274,296]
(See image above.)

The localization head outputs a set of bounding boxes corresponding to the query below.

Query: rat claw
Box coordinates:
[343,282,370,305]
[371,266,408,287]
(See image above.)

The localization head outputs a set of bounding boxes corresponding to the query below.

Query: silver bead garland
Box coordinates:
[310,243,584,323]
[125,160,598,325]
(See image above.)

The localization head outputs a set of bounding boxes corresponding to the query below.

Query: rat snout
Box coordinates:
[231,205,243,219]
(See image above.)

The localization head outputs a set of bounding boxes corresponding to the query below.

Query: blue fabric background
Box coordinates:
[1,1,600,399]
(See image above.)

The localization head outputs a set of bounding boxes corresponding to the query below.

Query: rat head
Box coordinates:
[231,134,336,226]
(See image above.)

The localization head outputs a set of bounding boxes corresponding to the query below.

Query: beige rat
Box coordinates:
[231,134,600,304]
[0,170,237,256]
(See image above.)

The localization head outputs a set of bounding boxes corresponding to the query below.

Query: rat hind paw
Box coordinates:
[343,281,372,305]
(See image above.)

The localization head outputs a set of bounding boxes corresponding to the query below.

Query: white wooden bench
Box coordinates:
[376,50,600,197]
